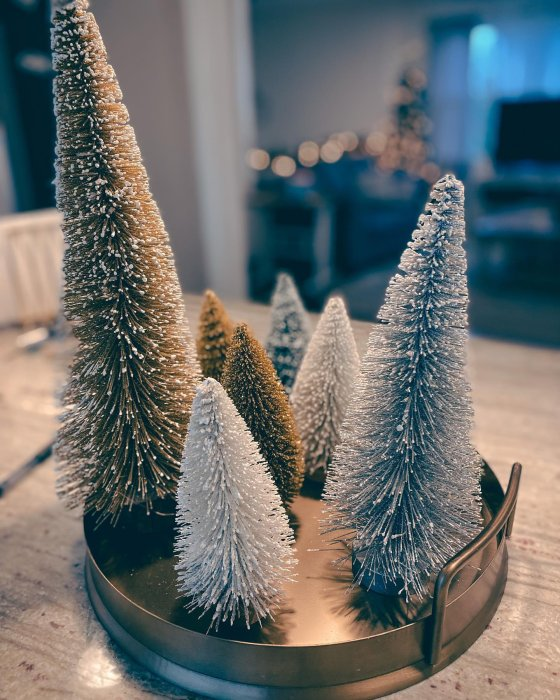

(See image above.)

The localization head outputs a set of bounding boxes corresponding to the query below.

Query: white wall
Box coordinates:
[251,0,559,151]
[252,0,431,149]
[93,0,205,292]
[93,0,255,299]
[182,0,255,300]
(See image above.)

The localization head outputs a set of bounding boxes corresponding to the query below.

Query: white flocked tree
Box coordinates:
[291,297,359,479]
[325,175,482,598]
[175,378,297,630]
[265,273,310,393]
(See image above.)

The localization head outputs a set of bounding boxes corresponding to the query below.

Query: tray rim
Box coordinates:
[84,556,507,700]
[84,518,499,650]
[83,461,521,698]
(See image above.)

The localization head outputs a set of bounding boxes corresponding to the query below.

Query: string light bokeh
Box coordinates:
[246,66,441,185]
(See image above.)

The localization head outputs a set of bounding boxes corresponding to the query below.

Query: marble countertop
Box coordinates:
[1,296,559,699]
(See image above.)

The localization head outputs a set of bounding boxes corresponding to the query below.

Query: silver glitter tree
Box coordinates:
[265,273,310,393]
[325,175,482,598]
[291,297,359,479]
[52,0,200,522]
[175,379,297,630]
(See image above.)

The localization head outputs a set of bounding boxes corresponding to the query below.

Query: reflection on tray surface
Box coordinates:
[86,466,499,646]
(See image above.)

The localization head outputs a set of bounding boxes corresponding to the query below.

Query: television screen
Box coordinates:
[495,99,560,164]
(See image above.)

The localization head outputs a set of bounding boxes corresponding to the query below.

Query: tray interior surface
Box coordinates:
[86,476,499,648]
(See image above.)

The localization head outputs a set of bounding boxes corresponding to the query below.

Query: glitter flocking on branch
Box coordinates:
[222,324,304,506]
[324,175,482,598]
[196,289,233,381]
[52,0,200,522]
[291,297,359,480]
[265,273,310,394]
[175,379,297,630]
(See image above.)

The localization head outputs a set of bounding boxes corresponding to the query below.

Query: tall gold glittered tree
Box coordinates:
[196,290,233,381]
[222,324,304,506]
[52,0,200,523]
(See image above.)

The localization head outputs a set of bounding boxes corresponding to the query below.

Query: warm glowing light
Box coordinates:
[365,131,387,156]
[320,140,344,164]
[406,67,427,90]
[420,162,441,183]
[245,148,270,171]
[333,131,359,152]
[393,86,414,105]
[271,155,297,177]
[298,141,320,167]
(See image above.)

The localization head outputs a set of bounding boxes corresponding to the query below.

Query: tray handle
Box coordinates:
[428,462,522,666]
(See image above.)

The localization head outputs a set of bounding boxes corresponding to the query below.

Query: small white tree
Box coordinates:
[265,273,310,393]
[175,378,297,630]
[291,297,359,479]
[325,175,482,598]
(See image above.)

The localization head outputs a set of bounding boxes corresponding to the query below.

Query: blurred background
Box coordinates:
[0,0,559,344]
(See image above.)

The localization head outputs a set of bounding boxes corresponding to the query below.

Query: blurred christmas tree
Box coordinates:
[325,175,482,598]
[175,378,296,630]
[53,0,200,523]
[196,290,233,381]
[265,273,310,394]
[377,66,439,183]
[223,324,304,506]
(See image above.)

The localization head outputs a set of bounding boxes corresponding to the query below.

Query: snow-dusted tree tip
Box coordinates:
[291,296,359,479]
[52,0,199,522]
[196,289,233,381]
[265,273,310,393]
[325,174,482,598]
[175,378,297,630]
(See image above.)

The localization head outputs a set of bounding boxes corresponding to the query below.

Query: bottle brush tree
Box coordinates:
[265,273,310,393]
[291,297,359,480]
[324,175,482,598]
[175,378,297,630]
[52,0,200,523]
[196,289,233,381]
[222,324,304,506]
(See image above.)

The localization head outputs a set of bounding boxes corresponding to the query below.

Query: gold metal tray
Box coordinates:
[84,461,521,699]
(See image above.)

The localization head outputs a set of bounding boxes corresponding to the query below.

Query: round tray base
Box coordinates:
[84,464,512,699]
